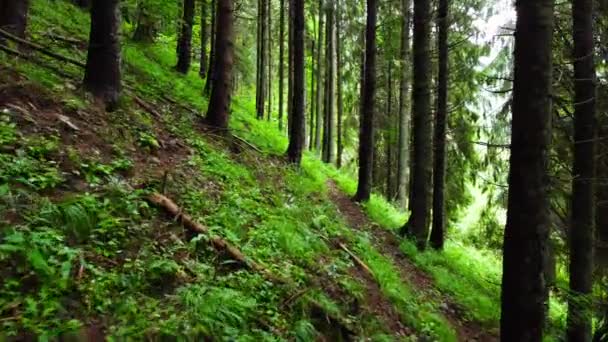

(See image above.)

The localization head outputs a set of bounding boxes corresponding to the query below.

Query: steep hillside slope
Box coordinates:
[0,1,519,341]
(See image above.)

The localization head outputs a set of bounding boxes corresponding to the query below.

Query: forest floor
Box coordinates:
[0,1,549,340]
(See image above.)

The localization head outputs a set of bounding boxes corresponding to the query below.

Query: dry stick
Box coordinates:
[132,95,162,118]
[0,44,76,79]
[147,193,356,335]
[0,28,86,68]
[337,241,374,277]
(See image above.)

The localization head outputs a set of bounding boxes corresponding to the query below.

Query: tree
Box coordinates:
[429,0,448,250]
[83,0,121,108]
[278,0,286,130]
[322,0,335,164]
[399,0,432,248]
[205,0,234,129]
[336,0,344,168]
[314,0,324,151]
[267,0,273,121]
[0,0,30,41]
[286,0,305,165]
[203,0,217,95]
[500,0,554,338]
[256,0,268,120]
[396,0,411,209]
[199,0,209,78]
[353,0,377,203]
[176,0,195,74]
[567,0,596,337]
[132,2,156,43]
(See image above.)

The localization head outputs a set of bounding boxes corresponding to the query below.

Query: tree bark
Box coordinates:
[0,0,30,42]
[205,0,234,129]
[500,0,554,339]
[314,0,324,151]
[286,0,305,165]
[322,1,335,164]
[399,0,432,247]
[278,0,286,131]
[199,0,209,78]
[256,0,267,120]
[287,0,293,135]
[83,0,121,108]
[567,0,596,337]
[132,3,156,43]
[429,0,448,250]
[397,0,412,209]
[267,0,273,121]
[385,62,393,199]
[353,0,377,203]
[309,40,316,149]
[203,0,217,95]
[336,0,344,168]
[176,0,195,74]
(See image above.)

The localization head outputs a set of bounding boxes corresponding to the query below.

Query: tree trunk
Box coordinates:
[322,2,335,164]
[314,0,324,151]
[353,0,377,203]
[176,0,195,74]
[267,0,273,121]
[203,0,217,95]
[0,0,30,42]
[429,0,448,250]
[309,40,316,149]
[287,0,294,135]
[397,0,412,209]
[399,0,432,247]
[286,0,305,165]
[132,3,156,43]
[256,0,267,120]
[500,0,554,339]
[386,62,393,198]
[83,0,121,108]
[199,0,209,78]
[278,0,286,131]
[205,0,234,129]
[567,0,596,337]
[336,0,344,168]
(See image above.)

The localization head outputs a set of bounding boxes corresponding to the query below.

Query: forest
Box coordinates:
[0,0,606,340]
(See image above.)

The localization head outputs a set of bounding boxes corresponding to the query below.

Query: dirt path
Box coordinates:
[326,180,499,342]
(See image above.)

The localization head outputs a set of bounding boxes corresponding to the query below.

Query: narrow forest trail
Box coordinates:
[326,180,499,342]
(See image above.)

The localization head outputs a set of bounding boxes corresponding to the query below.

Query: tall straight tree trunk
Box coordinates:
[353,0,377,203]
[400,0,432,248]
[267,0,273,121]
[205,0,234,129]
[567,0,596,337]
[287,0,294,135]
[199,0,209,78]
[203,0,217,95]
[322,2,335,163]
[310,41,316,149]
[83,0,121,107]
[278,0,286,130]
[256,0,267,120]
[429,0,448,250]
[500,0,554,338]
[286,0,305,165]
[0,0,29,41]
[176,0,195,74]
[336,0,344,168]
[386,62,394,198]
[314,0,324,151]
[132,3,156,43]
[397,0,412,209]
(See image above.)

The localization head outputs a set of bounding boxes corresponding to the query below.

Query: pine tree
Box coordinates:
[176,0,195,74]
[286,0,305,165]
[500,0,555,338]
[199,0,209,78]
[0,0,30,42]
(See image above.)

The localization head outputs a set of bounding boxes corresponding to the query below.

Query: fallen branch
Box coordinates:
[147,193,356,335]
[132,95,161,118]
[0,28,86,68]
[337,242,374,277]
[232,134,263,153]
[0,42,77,79]
[147,193,285,284]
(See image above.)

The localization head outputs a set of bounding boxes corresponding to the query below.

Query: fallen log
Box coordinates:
[337,241,374,277]
[147,192,357,336]
[0,28,86,68]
